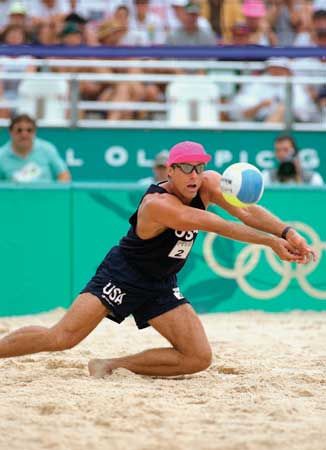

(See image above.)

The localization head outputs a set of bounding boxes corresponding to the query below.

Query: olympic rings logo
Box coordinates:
[203,222,326,300]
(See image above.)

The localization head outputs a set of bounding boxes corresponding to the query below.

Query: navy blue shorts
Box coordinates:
[81,256,189,329]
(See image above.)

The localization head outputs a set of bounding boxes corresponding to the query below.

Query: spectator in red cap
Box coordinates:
[0,140,316,380]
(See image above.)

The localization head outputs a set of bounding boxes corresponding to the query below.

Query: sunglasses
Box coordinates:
[14,127,35,133]
[172,163,205,174]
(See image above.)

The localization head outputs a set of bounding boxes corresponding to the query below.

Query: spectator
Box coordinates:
[267,0,304,46]
[229,58,319,123]
[53,18,140,121]
[293,10,326,111]
[138,150,169,186]
[169,0,188,30]
[242,0,275,45]
[317,86,326,123]
[0,23,29,45]
[29,0,70,36]
[96,19,151,120]
[58,20,84,45]
[32,19,58,44]
[228,20,251,45]
[62,10,99,45]
[207,0,243,41]
[0,114,71,183]
[166,1,216,45]
[295,8,326,46]
[53,21,99,119]
[68,0,108,22]
[169,0,213,33]
[148,0,179,33]
[7,1,30,30]
[97,16,147,45]
[112,4,130,27]
[263,135,324,186]
[311,9,326,46]
[29,0,69,21]
[128,0,166,45]
[0,24,35,119]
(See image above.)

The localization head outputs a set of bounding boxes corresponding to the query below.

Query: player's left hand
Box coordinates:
[271,238,307,263]
[286,229,317,264]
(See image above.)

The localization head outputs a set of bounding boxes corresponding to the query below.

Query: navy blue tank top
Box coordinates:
[116,183,206,282]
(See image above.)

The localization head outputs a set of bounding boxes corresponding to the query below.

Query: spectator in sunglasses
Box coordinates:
[0,114,71,183]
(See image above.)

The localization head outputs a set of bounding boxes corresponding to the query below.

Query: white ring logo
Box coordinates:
[203,222,326,300]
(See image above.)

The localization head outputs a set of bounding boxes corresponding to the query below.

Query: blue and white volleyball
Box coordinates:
[220,163,264,208]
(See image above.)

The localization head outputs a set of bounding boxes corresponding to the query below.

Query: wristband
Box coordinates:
[281,226,293,240]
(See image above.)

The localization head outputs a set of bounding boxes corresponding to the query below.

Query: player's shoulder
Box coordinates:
[142,190,183,216]
[201,169,222,190]
[199,170,223,205]
[203,169,221,180]
[143,190,179,207]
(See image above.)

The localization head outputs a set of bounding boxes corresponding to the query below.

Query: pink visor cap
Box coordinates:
[242,0,266,17]
[167,141,211,166]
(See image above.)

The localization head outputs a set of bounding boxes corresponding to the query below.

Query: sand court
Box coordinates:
[1,309,325,450]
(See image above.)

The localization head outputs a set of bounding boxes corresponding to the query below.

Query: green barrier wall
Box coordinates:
[0,184,325,316]
[0,129,325,181]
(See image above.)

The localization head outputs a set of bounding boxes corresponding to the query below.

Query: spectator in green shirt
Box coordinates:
[0,114,71,183]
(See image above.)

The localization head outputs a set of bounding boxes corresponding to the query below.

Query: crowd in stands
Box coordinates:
[0,0,325,123]
[0,0,325,47]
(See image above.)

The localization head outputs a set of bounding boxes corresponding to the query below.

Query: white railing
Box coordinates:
[1,57,326,73]
[0,68,325,130]
[0,57,267,71]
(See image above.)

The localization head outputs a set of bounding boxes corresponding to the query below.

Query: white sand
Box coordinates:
[1,309,326,450]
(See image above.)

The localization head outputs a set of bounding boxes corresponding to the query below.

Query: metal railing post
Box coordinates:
[284,77,293,131]
[70,76,79,128]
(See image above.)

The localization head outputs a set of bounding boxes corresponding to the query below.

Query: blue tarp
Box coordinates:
[0,44,325,60]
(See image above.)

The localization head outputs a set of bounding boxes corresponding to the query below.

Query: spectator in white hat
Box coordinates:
[229,58,319,123]
[7,2,29,27]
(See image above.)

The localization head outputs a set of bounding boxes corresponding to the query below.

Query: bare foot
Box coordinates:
[88,358,114,378]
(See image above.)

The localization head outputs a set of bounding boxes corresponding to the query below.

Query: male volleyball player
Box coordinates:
[0,141,316,378]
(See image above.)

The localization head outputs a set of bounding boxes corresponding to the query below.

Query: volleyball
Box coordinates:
[220,162,264,208]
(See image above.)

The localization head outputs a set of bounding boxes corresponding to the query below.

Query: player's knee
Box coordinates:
[194,348,213,372]
[184,347,213,374]
[50,329,81,352]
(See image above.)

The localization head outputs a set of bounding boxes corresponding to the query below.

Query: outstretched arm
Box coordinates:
[236,204,316,262]
[203,170,317,263]
[142,193,303,263]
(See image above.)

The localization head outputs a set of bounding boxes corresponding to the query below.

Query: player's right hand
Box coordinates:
[270,237,311,264]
